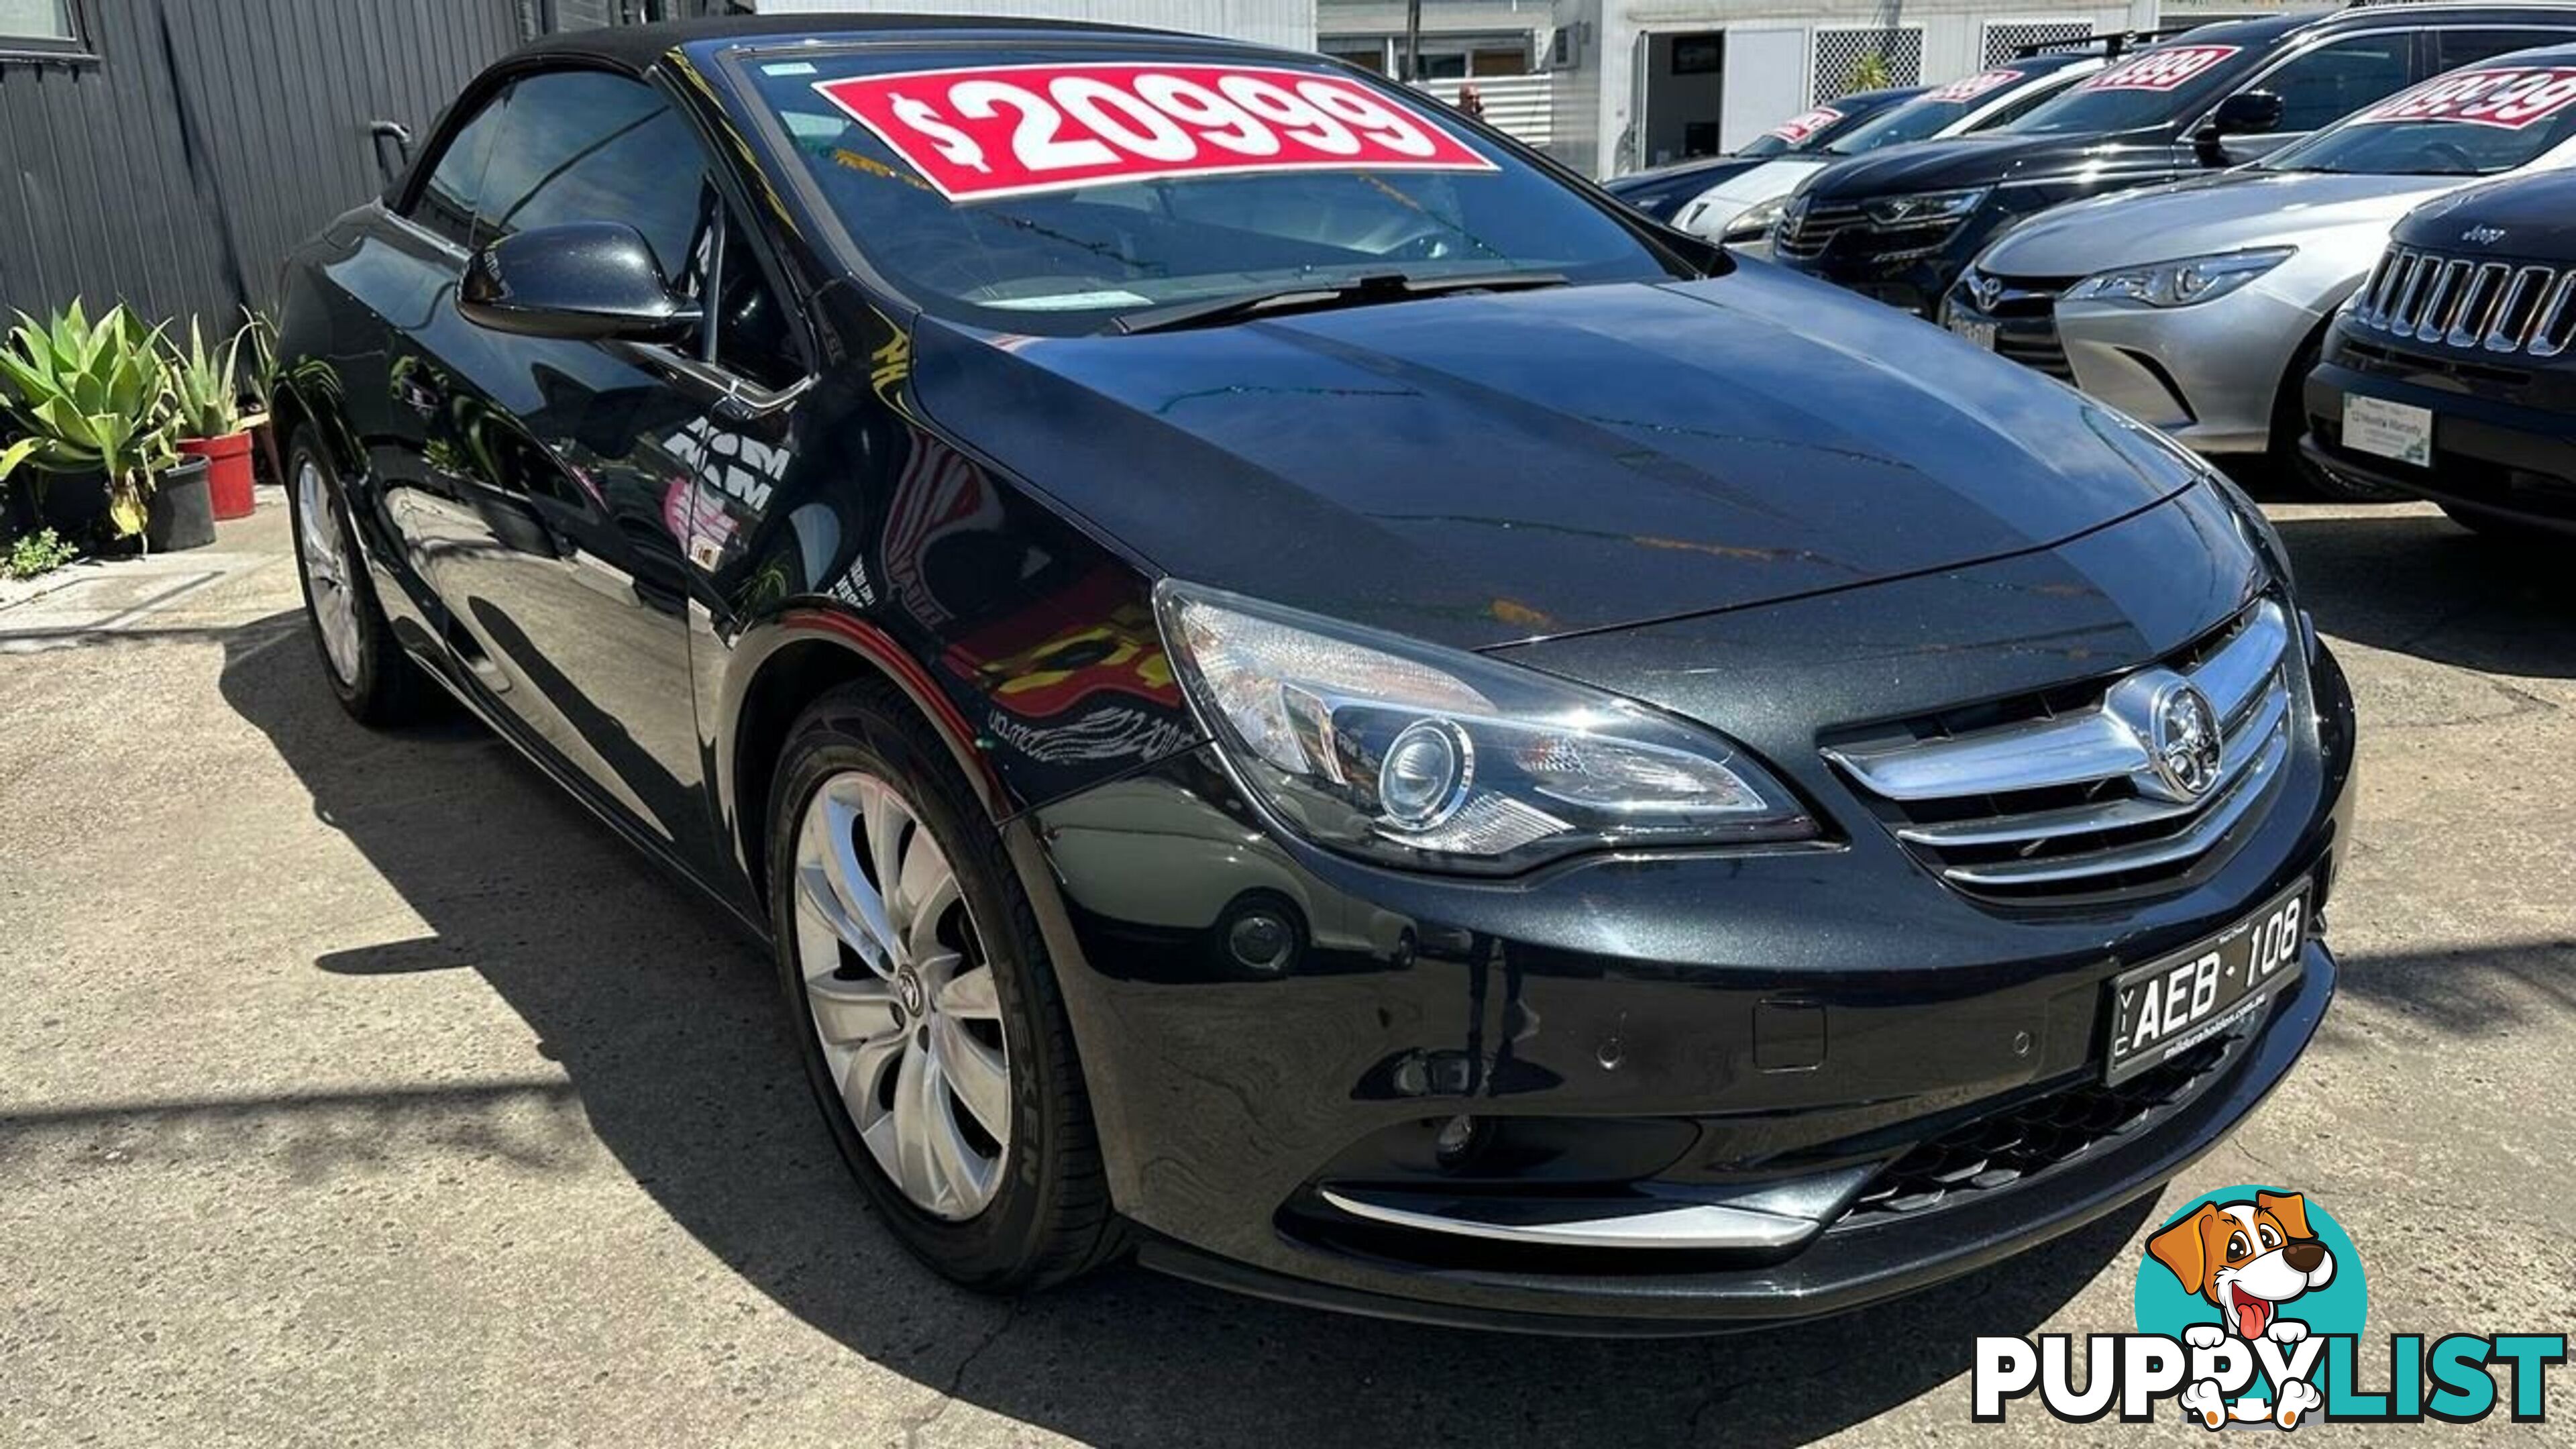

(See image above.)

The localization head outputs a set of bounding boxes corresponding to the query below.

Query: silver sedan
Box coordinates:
[1946,50,2576,496]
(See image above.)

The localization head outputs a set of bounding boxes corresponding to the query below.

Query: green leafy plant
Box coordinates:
[240,307,280,421]
[0,299,176,539]
[1851,52,1895,92]
[3,526,78,580]
[164,316,244,441]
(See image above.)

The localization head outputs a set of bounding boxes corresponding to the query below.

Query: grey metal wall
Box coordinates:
[0,0,525,329]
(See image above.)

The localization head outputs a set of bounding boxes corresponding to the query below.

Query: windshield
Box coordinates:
[743,49,1680,335]
[1824,70,2035,153]
[1735,97,1894,157]
[2262,63,2576,175]
[2005,42,2255,136]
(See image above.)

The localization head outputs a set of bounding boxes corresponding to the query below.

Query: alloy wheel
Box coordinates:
[792,770,1013,1220]
[294,458,362,685]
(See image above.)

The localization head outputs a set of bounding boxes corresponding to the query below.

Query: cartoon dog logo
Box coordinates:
[2149,1189,2337,1429]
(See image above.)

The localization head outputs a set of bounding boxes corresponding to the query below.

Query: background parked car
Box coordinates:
[1678,49,2106,250]
[1950,44,2576,498]
[1599,87,1925,223]
[2305,166,2576,536]
[1772,5,2576,317]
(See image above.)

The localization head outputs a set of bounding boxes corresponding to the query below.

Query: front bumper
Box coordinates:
[1019,582,2360,1332]
[1937,281,2316,455]
[1775,211,1997,318]
[2054,288,2322,455]
[2304,339,2576,532]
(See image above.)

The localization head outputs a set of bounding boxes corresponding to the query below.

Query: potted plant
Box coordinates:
[166,317,256,522]
[241,309,282,491]
[0,301,197,549]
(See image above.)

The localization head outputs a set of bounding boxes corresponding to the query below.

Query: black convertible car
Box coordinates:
[275,16,2355,1333]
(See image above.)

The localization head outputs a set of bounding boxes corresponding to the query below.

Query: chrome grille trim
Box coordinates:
[1893,684,2289,850]
[1774,202,1869,260]
[1937,730,2288,888]
[1824,600,2296,900]
[2447,262,2510,350]
[2355,244,2576,356]
[1829,600,2287,802]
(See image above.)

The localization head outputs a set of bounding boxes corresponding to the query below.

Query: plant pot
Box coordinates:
[144,457,217,552]
[19,468,113,542]
[177,431,256,521]
[247,416,282,490]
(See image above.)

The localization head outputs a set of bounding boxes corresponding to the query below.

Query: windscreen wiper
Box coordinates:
[1113,270,1568,335]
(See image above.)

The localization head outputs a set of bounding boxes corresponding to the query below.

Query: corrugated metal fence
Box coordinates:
[0,0,525,330]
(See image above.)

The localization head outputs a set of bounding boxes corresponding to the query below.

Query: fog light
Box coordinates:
[1434,1113,1481,1166]
[1378,720,1470,829]
[1226,910,1295,973]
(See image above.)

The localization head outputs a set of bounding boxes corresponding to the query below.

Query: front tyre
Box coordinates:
[767,682,1122,1290]
[284,440,430,724]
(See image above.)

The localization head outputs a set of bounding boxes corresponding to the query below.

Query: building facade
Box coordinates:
[1548,0,2163,177]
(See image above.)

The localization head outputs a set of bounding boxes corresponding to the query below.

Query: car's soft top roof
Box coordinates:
[513,11,1252,76]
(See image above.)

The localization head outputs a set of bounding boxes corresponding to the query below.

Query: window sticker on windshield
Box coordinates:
[810,62,1497,202]
[2076,46,2240,93]
[1766,106,1843,143]
[2350,66,2576,129]
[1929,70,2025,103]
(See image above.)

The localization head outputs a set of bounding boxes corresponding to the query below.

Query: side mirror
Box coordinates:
[458,221,700,343]
[2195,91,2285,165]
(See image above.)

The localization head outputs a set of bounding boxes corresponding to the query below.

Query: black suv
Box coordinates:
[2304,170,2576,536]
[1774,4,2576,315]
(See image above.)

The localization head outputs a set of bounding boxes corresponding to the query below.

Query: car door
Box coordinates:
[313,79,512,659]
[407,66,791,862]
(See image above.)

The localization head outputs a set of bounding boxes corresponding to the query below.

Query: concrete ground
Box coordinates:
[2,488,2570,1448]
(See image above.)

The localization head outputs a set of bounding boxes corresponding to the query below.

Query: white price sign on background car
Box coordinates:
[2343,394,2434,467]
[2348,66,2576,129]
[812,62,1496,201]
[2078,46,2241,93]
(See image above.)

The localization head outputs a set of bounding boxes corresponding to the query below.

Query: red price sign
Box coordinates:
[2351,66,2576,129]
[811,62,1496,202]
[1768,106,1845,144]
[1929,69,2026,104]
[2078,46,2241,93]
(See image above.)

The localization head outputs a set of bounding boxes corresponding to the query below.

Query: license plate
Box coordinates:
[1947,314,1997,350]
[2105,881,2309,1084]
[2343,394,2432,468]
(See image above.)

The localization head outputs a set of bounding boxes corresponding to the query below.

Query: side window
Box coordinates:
[407,87,509,248]
[2434,28,2576,72]
[2251,36,2414,133]
[711,213,802,390]
[1974,82,2064,131]
[474,69,706,282]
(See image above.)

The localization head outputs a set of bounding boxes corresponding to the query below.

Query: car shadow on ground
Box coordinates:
[217,613,2143,1446]
[2217,461,2575,680]
[2271,508,2575,680]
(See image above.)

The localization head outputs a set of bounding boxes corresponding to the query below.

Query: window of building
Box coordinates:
[1324,43,1385,74]
[1982,21,2092,68]
[0,0,93,60]
[1813,28,1924,103]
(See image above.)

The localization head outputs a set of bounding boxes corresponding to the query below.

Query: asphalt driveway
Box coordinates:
[3,490,2571,1446]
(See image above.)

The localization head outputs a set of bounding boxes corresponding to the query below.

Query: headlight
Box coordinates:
[1156,582,1817,874]
[1862,188,1988,227]
[1722,197,1786,242]
[2061,248,2294,309]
